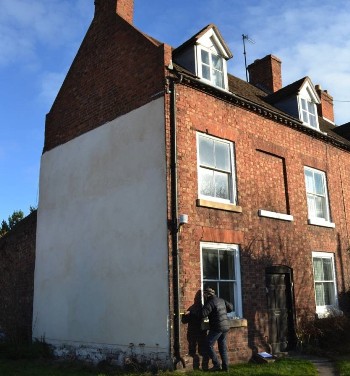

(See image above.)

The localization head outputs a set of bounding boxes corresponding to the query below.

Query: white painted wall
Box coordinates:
[33,98,170,358]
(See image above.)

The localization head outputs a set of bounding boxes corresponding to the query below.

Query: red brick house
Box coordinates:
[32,0,350,369]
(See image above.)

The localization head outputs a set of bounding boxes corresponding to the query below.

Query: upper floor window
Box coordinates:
[312,252,338,317]
[197,133,236,204]
[304,167,334,227]
[201,242,242,318]
[301,98,317,129]
[199,48,225,89]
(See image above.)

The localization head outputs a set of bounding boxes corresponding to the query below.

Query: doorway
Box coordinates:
[265,265,296,353]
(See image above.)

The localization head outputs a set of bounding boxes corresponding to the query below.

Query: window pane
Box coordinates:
[315,196,326,218]
[211,54,223,71]
[202,64,211,80]
[313,258,323,280]
[323,258,334,280]
[324,282,335,305]
[219,250,235,280]
[314,173,325,195]
[305,169,314,193]
[199,136,214,167]
[215,142,230,171]
[315,282,325,306]
[199,168,215,197]
[307,195,316,216]
[201,50,210,65]
[213,69,224,88]
[308,101,316,115]
[302,110,309,123]
[202,248,218,279]
[301,98,307,110]
[219,281,235,306]
[309,114,317,128]
[214,171,229,199]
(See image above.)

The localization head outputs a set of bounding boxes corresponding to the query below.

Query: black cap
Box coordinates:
[204,287,215,296]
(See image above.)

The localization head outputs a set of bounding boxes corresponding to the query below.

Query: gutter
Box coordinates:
[169,74,186,369]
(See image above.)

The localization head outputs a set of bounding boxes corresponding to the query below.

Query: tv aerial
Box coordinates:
[242,34,255,82]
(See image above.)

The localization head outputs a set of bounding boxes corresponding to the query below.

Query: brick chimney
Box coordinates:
[315,85,334,123]
[247,55,282,93]
[94,0,134,24]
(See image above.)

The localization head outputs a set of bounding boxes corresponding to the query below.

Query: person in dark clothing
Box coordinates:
[182,290,208,370]
[196,287,233,371]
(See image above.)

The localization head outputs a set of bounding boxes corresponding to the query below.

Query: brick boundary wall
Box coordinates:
[0,211,37,342]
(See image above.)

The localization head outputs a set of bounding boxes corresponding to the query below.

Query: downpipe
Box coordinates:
[169,75,185,369]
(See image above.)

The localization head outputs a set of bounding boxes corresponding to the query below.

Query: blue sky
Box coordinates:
[1,0,350,221]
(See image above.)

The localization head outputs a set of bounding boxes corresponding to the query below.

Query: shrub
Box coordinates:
[296,313,350,355]
[0,339,53,360]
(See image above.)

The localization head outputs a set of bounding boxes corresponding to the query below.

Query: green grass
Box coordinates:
[0,358,317,376]
[337,359,350,376]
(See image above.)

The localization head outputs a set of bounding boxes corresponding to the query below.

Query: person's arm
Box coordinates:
[225,300,233,313]
[200,300,213,318]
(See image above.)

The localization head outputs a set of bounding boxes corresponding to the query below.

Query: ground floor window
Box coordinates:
[201,242,242,318]
[312,251,338,317]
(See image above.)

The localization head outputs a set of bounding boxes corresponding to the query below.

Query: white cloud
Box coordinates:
[0,0,91,67]
[234,0,350,125]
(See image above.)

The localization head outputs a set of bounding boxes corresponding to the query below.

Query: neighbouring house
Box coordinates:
[31,0,350,369]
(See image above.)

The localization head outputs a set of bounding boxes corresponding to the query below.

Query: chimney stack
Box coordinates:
[248,55,282,93]
[94,0,134,24]
[315,85,335,123]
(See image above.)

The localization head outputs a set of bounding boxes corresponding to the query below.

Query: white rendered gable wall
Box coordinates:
[33,98,170,363]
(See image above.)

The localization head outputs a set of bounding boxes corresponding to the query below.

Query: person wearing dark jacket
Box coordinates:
[198,287,233,371]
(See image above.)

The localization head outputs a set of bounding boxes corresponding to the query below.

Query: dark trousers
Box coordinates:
[206,330,229,369]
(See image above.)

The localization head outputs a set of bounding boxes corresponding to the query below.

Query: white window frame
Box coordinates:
[196,46,228,90]
[197,133,237,204]
[300,97,318,129]
[312,252,338,317]
[304,166,334,227]
[200,242,242,318]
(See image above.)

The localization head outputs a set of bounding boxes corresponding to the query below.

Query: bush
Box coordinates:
[314,315,350,351]
[0,339,53,360]
[296,314,350,355]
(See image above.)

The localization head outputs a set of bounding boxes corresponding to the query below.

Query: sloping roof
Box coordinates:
[173,24,233,59]
[332,122,350,140]
[171,63,350,149]
[266,77,307,104]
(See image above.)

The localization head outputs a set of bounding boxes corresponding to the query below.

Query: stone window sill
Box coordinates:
[201,318,247,330]
[258,209,293,222]
[308,218,335,228]
[196,199,242,213]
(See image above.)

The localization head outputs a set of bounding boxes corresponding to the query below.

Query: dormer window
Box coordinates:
[298,83,320,131]
[172,25,233,92]
[301,98,317,128]
[200,48,225,89]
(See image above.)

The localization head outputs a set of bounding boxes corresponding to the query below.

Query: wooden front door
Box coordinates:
[266,266,296,353]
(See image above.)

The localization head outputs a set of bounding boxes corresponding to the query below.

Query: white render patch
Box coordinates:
[33,98,170,362]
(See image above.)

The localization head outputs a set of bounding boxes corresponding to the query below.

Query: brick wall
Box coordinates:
[168,82,350,364]
[248,55,282,93]
[0,211,37,342]
[44,13,168,152]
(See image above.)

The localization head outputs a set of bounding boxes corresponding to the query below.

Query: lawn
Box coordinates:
[337,359,350,376]
[0,358,318,376]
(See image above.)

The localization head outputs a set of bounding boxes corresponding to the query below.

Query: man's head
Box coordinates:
[203,287,215,299]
